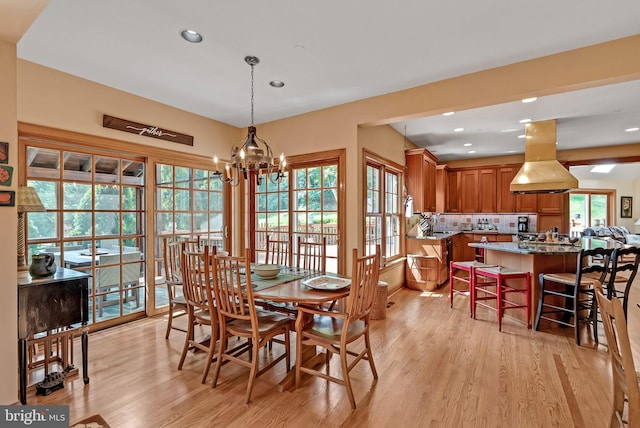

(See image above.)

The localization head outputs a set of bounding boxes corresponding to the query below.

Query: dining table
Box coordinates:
[251,267,351,391]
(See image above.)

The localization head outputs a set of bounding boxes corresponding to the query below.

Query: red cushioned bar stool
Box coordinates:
[473,266,531,331]
[449,261,496,316]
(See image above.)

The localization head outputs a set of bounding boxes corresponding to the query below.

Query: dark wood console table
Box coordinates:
[18,268,90,404]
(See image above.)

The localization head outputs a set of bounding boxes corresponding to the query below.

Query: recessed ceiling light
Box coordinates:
[180,29,203,43]
[522,97,538,103]
[463,143,472,147]
[625,127,639,132]
[442,111,455,116]
[519,118,531,124]
[518,134,525,139]
[270,80,285,88]
[468,150,476,154]
[454,127,464,132]
[501,128,518,133]
[507,150,517,153]
[590,164,616,173]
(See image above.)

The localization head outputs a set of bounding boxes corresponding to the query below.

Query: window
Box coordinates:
[569,190,614,235]
[154,163,228,308]
[365,154,402,262]
[252,150,345,274]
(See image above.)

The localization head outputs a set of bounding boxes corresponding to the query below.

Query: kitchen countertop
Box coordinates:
[468,237,624,255]
[406,230,515,240]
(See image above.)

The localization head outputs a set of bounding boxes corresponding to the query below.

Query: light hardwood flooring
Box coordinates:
[25,281,640,428]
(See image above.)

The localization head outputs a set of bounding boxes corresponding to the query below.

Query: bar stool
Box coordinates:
[449,261,496,316]
[473,266,532,331]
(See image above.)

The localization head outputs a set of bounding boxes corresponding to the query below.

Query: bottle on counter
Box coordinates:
[552,227,558,242]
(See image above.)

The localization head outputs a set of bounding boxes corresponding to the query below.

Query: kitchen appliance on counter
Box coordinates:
[518,216,529,233]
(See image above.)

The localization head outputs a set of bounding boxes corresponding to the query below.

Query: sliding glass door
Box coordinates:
[25,144,146,326]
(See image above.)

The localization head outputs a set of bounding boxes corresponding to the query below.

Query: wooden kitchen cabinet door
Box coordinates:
[478,168,497,212]
[447,170,460,212]
[405,148,437,212]
[459,170,479,213]
[496,167,517,212]
[516,193,538,212]
[537,193,567,214]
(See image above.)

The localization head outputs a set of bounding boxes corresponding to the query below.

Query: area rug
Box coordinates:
[70,414,111,428]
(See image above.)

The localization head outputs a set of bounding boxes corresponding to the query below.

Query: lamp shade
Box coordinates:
[635,218,640,225]
[17,186,45,213]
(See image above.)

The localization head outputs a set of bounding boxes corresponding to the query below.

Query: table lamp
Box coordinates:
[17,186,46,270]
[635,217,640,233]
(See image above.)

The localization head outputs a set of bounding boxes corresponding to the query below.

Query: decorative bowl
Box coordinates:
[253,264,281,279]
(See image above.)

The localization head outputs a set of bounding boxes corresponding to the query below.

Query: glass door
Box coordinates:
[25,145,146,326]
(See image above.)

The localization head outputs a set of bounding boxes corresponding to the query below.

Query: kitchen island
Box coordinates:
[468,238,623,325]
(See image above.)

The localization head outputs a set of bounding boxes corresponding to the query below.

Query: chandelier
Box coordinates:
[212,56,286,186]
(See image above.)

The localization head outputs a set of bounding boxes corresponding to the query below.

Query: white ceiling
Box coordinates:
[16,0,640,178]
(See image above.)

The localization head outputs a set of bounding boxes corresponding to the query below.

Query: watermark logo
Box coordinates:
[1,406,68,427]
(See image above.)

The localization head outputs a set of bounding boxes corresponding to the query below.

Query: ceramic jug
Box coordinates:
[29,252,57,278]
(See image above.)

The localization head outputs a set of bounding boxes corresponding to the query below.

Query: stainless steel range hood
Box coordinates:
[510,119,578,194]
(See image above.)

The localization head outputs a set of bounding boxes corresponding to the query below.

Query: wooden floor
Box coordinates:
[26,281,640,428]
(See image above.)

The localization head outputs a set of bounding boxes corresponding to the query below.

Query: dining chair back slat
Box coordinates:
[266,235,290,266]
[213,255,251,319]
[347,246,380,319]
[180,246,213,313]
[594,281,640,427]
[296,236,326,273]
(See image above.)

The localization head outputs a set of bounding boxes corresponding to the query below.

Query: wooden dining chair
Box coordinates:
[594,281,640,427]
[603,246,640,317]
[296,236,326,273]
[294,245,381,409]
[210,250,291,404]
[162,238,188,339]
[266,235,290,266]
[177,245,220,384]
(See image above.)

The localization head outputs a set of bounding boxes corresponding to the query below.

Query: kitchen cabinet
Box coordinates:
[478,168,497,213]
[450,233,463,262]
[447,169,460,212]
[435,165,448,213]
[496,167,517,212]
[537,193,566,214]
[459,169,479,213]
[405,148,437,212]
[516,193,537,212]
[406,237,450,290]
[454,233,515,263]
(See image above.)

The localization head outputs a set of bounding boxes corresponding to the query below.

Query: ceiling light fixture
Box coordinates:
[519,118,531,124]
[625,127,639,132]
[590,164,616,173]
[454,127,464,132]
[270,80,285,88]
[463,143,472,147]
[468,150,476,154]
[501,128,518,133]
[212,56,286,187]
[518,134,525,139]
[442,111,455,116]
[522,97,538,103]
[180,29,203,43]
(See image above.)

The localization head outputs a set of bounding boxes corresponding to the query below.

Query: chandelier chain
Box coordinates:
[250,63,255,126]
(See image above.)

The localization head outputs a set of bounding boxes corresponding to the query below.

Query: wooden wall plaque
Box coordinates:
[103,115,194,146]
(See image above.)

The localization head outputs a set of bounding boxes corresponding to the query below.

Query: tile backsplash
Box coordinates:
[431,213,538,234]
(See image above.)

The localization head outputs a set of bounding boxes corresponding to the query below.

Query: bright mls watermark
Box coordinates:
[1,406,68,427]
